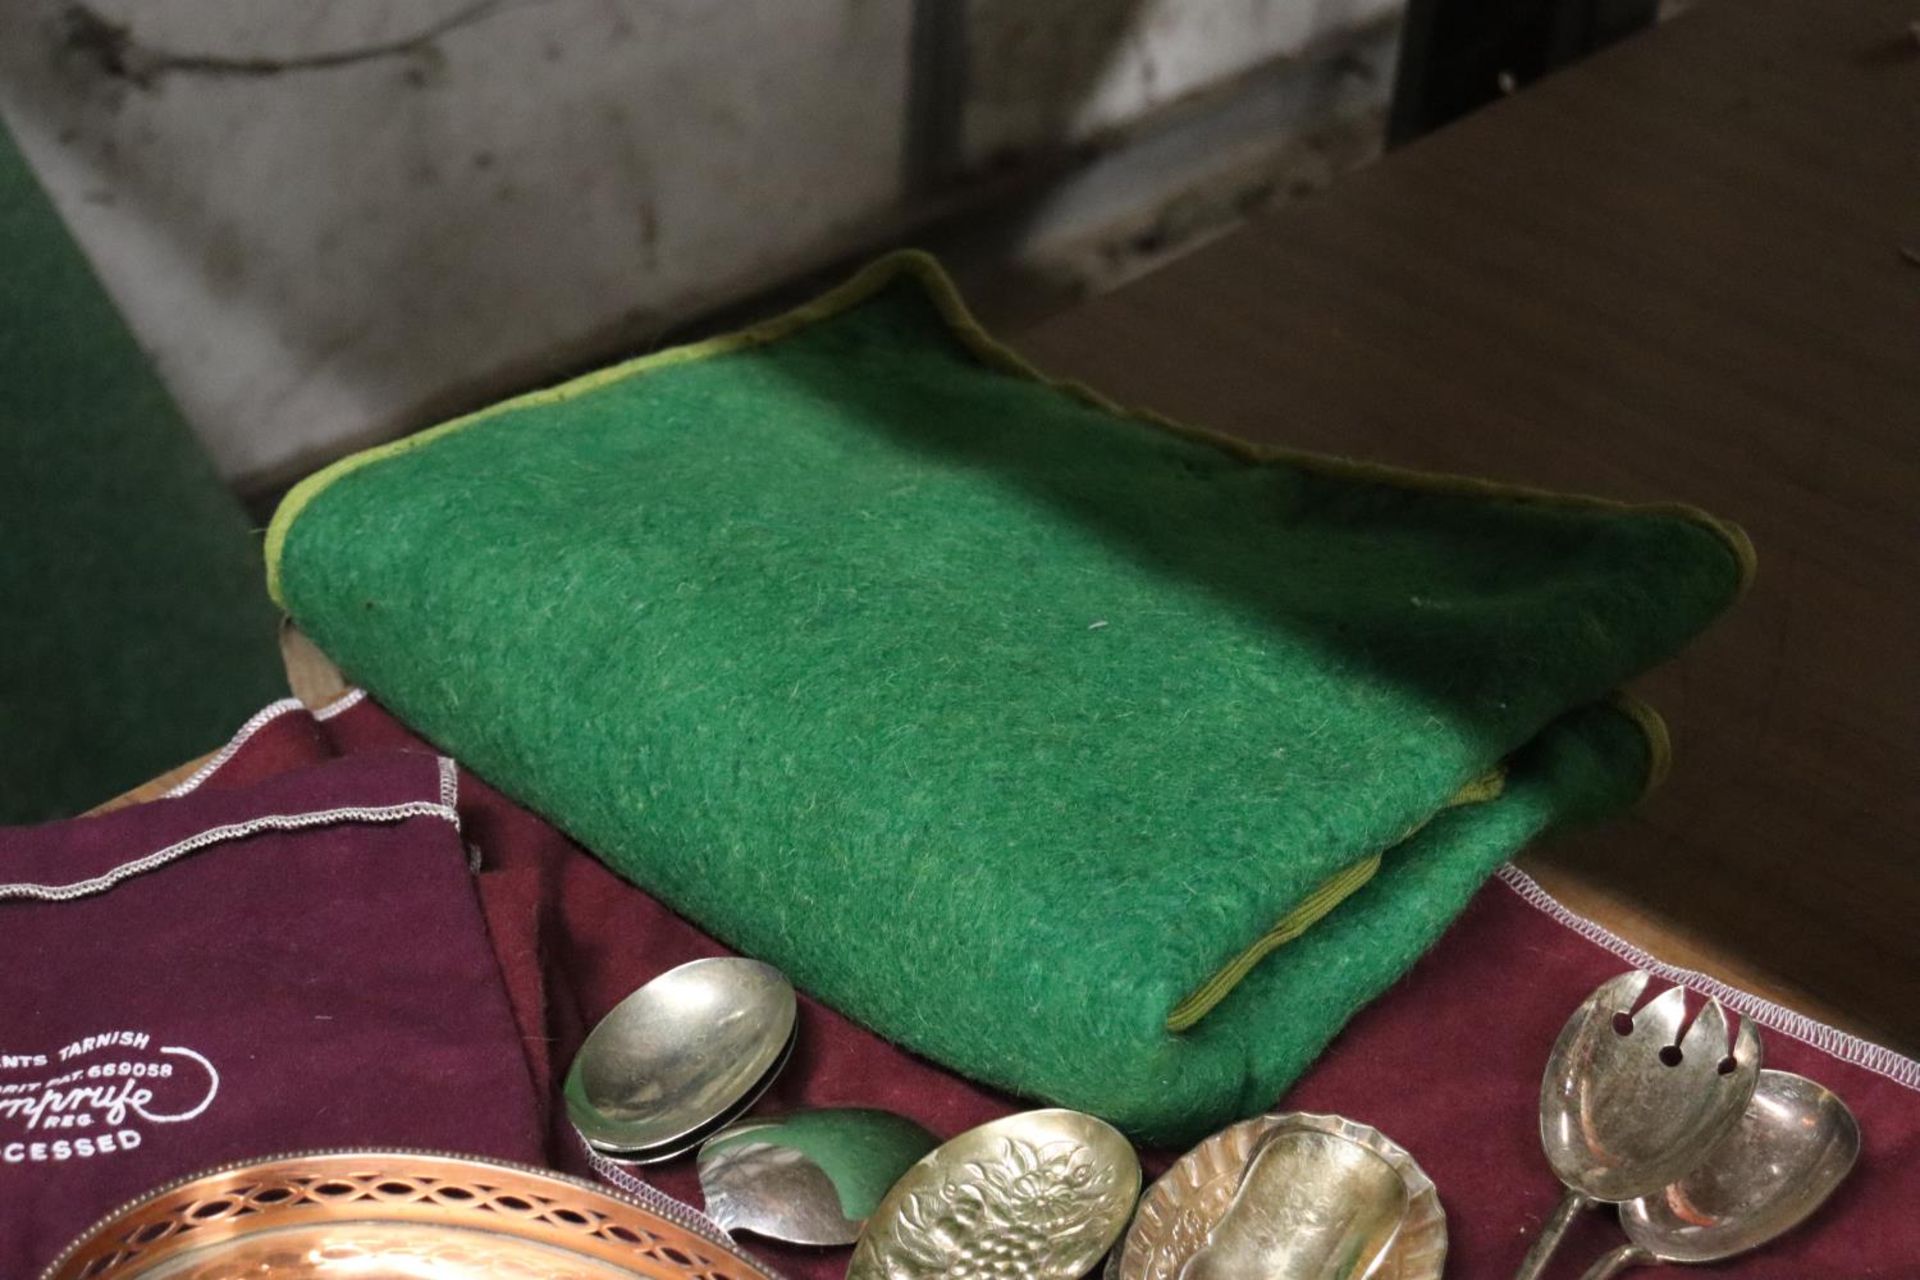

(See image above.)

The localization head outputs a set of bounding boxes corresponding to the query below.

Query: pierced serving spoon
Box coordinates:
[1574,1069,1859,1279]
[1514,972,1762,1280]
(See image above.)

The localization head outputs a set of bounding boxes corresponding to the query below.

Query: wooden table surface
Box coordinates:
[1017,0,1920,1052]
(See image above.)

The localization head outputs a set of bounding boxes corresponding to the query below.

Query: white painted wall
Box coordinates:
[0,1,1398,488]
[964,0,1402,162]
[0,0,912,486]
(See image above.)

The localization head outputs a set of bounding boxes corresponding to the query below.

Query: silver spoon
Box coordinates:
[849,1109,1140,1280]
[588,1021,798,1165]
[1114,1113,1446,1280]
[1180,1127,1411,1280]
[1574,1070,1859,1279]
[1514,972,1762,1280]
[698,1108,939,1246]
[565,957,797,1159]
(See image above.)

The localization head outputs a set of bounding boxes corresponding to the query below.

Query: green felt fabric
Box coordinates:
[271,254,1746,1143]
[0,121,282,821]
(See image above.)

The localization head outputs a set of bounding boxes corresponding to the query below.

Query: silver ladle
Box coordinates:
[1574,1069,1860,1279]
[1514,972,1762,1280]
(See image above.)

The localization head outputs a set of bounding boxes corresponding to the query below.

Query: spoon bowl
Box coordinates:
[1117,1113,1446,1280]
[586,1022,797,1164]
[1179,1128,1410,1280]
[849,1109,1140,1280]
[1515,972,1762,1280]
[698,1108,939,1246]
[565,957,797,1156]
[1541,973,1763,1200]
[1574,1069,1860,1278]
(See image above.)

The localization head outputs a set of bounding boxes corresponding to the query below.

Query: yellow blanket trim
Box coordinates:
[266,250,1755,607]
[1610,691,1673,792]
[1164,765,1508,1032]
[1448,766,1509,807]
[1166,854,1384,1033]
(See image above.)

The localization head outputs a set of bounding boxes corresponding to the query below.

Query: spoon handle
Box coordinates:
[1575,1244,1659,1280]
[1512,1189,1600,1280]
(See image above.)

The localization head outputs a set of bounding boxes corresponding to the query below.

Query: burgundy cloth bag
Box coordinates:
[0,746,546,1275]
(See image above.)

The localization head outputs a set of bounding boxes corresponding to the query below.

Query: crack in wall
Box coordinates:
[61,1,520,87]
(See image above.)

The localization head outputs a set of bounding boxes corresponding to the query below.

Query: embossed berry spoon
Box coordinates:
[848,1109,1140,1280]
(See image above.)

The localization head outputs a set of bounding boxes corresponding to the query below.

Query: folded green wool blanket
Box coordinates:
[267,253,1749,1143]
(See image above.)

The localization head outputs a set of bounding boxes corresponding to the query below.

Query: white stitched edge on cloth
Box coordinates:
[314,687,368,721]
[165,688,370,799]
[2,802,460,903]
[1498,863,1920,1092]
[163,698,307,797]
